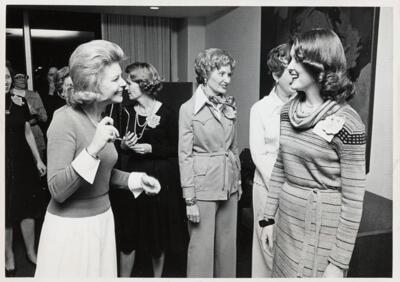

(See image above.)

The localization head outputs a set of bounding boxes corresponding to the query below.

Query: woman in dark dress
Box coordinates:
[113,62,186,277]
[5,62,47,276]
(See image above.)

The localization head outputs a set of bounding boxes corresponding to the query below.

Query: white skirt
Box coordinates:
[35,208,117,277]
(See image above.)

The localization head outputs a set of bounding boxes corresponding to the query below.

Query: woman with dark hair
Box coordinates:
[36,66,65,131]
[249,43,296,277]
[260,28,366,278]
[114,62,186,277]
[54,66,73,100]
[178,48,241,277]
[5,61,47,276]
[34,40,161,277]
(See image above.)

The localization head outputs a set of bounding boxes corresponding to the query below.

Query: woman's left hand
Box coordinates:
[322,263,344,278]
[141,174,161,195]
[132,143,152,154]
[36,160,47,177]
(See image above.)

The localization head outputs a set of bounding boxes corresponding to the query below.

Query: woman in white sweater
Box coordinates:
[249,43,296,277]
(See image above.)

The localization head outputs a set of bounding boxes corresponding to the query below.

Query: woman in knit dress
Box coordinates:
[260,28,366,277]
[35,40,161,277]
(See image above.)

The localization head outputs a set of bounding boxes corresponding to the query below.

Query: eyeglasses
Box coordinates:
[14,74,28,80]
[108,104,130,141]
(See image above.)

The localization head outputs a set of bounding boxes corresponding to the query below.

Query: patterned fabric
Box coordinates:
[207,95,237,119]
[288,96,342,129]
[264,99,366,277]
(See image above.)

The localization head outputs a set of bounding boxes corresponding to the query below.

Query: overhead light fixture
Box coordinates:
[6,28,87,39]
[150,6,160,10]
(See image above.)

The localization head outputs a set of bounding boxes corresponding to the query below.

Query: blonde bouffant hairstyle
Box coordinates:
[67,40,125,106]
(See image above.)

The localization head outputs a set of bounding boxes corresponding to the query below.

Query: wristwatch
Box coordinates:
[259,218,275,228]
[185,197,197,206]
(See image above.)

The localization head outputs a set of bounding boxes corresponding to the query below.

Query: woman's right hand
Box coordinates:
[87,117,120,156]
[121,131,138,150]
[261,225,274,253]
[186,204,200,223]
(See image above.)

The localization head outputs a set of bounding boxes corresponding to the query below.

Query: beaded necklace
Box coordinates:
[133,101,156,141]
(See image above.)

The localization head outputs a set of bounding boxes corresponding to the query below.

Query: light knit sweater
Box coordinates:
[46,105,139,218]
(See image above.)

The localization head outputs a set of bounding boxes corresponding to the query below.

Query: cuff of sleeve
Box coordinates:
[328,244,352,270]
[182,186,196,199]
[328,256,349,270]
[128,172,145,198]
[71,149,100,184]
[263,204,277,220]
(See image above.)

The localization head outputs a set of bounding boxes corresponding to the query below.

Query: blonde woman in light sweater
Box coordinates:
[35,40,161,277]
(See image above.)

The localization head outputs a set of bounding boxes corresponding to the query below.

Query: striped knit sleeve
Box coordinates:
[263,106,288,219]
[263,150,285,219]
[328,107,366,269]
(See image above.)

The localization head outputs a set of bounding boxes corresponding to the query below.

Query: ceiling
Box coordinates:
[23,5,236,18]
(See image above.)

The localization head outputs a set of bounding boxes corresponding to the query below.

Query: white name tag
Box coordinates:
[312,115,345,142]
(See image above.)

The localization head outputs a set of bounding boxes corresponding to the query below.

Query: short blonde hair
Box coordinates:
[194,48,236,85]
[67,40,125,106]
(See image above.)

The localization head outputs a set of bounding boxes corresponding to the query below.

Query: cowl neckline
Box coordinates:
[289,95,342,130]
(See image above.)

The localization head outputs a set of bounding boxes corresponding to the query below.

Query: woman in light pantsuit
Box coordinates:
[178,48,241,278]
[249,43,296,277]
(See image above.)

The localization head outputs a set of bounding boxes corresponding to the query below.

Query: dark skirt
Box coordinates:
[5,154,41,227]
[111,157,187,258]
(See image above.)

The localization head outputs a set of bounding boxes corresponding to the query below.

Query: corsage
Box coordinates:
[147,114,161,128]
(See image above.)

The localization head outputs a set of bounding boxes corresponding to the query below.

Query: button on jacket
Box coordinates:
[178,86,241,201]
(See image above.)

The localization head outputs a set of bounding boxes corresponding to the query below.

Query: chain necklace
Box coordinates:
[133,112,148,141]
[298,101,317,115]
[133,100,156,141]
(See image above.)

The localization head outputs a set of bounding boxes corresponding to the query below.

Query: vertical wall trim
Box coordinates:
[100,13,105,39]
[23,10,33,90]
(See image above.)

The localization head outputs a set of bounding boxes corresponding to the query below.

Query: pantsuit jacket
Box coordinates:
[178,86,241,201]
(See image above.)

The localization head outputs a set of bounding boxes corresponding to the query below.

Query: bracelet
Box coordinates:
[185,197,197,206]
[85,148,99,160]
[259,218,275,228]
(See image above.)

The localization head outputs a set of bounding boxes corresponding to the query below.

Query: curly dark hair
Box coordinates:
[125,62,163,97]
[55,66,70,93]
[266,43,291,78]
[291,28,355,103]
[194,48,236,85]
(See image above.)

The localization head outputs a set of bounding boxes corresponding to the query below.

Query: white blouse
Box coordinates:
[249,89,285,188]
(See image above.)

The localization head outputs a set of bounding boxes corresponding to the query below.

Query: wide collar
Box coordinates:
[193,85,212,115]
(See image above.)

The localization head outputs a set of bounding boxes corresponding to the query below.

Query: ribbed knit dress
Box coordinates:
[264,96,366,277]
